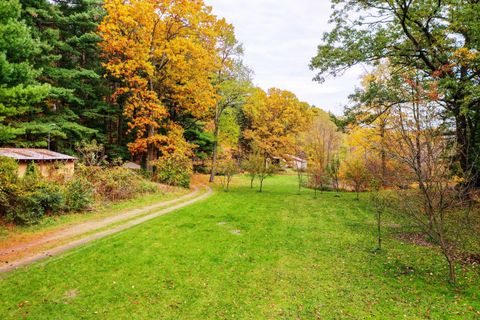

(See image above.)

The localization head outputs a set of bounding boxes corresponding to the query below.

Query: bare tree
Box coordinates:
[241,151,276,192]
[257,155,276,193]
[289,154,307,194]
[370,179,388,251]
[341,157,370,200]
[306,112,342,196]
[327,155,341,194]
[75,140,107,166]
[385,78,468,284]
[218,157,239,192]
[242,152,261,188]
[308,162,328,199]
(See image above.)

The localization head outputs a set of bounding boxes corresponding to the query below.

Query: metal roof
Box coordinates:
[122,161,141,169]
[0,148,77,161]
[286,154,307,163]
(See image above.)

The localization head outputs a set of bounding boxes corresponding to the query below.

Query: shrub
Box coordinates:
[33,182,64,214]
[138,180,160,194]
[75,140,107,166]
[0,157,19,216]
[76,165,159,202]
[0,160,65,224]
[64,178,94,211]
[154,154,192,188]
[8,183,64,225]
[9,192,45,225]
[0,158,160,225]
[0,156,19,184]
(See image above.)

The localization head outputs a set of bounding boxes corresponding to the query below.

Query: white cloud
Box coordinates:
[205,0,365,115]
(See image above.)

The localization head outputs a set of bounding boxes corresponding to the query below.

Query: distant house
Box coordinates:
[122,161,141,170]
[287,154,308,171]
[0,148,77,178]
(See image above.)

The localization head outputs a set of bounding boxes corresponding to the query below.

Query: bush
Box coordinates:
[154,154,192,188]
[76,165,159,202]
[0,158,161,225]
[34,182,64,214]
[0,156,19,183]
[0,157,19,216]
[8,182,64,225]
[64,178,94,211]
[9,192,45,225]
[1,161,64,224]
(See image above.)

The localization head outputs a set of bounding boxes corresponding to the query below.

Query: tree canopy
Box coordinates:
[311,0,480,186]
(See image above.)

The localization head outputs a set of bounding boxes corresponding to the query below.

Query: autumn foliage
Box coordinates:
[243,88,312,158]
[99,0,227,170]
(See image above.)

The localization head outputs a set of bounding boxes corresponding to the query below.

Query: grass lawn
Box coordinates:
[0,175,478,319]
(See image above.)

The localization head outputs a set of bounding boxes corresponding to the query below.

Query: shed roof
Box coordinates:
[122,161,141,170]
[286,154,307,163]
[0,148,76,161]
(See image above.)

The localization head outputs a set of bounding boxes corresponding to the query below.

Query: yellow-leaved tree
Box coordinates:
[99,0,227,171]
[243,88,311,157]
[242,87,312,191]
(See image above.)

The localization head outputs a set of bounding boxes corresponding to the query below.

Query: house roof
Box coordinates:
[122,161,141,170]
[286,154,307,163]
[0,148,77,161]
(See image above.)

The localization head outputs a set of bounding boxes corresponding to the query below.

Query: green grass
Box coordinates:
[0,175,478,319]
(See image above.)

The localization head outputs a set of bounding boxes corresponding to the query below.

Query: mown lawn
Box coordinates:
[0,175,478,319]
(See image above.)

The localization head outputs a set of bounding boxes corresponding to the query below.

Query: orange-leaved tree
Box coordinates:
[99,0,226,170]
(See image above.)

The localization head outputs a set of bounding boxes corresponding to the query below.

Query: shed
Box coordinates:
[0,148,77,178]
[287,154,308,170]
[122,161,141,170]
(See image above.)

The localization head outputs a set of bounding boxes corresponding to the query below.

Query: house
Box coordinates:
[287,154,308,171]
[0,148,77,178]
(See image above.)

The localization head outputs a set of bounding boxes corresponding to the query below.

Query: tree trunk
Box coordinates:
[446,254,456,285]
[209,123,220,183]
[259,156,268,192]
[297,169,302,193]
[250,175,255,188]
[146,125,155,172]
[377,211,382,250]
[226,176,231,192]
[439,236,456,284]
[456,113,470,178]
[380,121,386,187]
[336,179,340,193]
[451,103,480,188]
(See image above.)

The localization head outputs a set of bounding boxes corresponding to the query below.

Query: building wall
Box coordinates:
[17,163,28,177]
[17,160,75,178]
[293,159,307,170]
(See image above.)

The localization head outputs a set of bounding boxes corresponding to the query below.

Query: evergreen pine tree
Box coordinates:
[16,0,105,152]
[0,0,51,146]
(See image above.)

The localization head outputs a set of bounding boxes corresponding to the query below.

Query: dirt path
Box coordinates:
[0,185,213,274]
[0,186,201,257]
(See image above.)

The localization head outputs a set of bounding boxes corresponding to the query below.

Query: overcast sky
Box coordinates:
[205,0,367,115]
